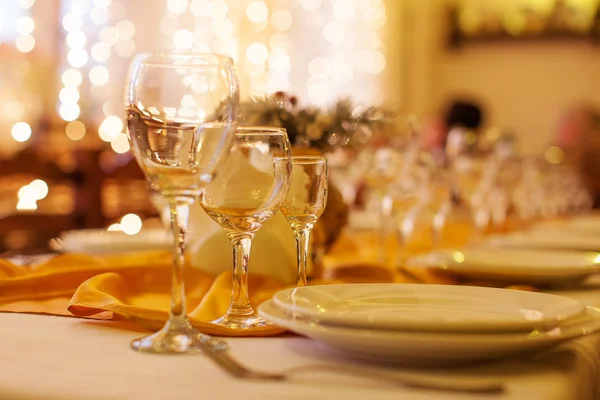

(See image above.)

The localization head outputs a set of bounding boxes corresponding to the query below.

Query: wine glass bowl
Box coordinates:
[125,52,238,354]
[127,52,238,197]
[199,127,292,329]
[280,156,328,226]
[280,156,328,287]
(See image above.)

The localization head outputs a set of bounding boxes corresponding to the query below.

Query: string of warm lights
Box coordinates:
[58,0,133,154]
[4,0,388,145]
[159,0,386,104]
[15,0,36,53]
[2,0,388,226]
[7,0,37,145]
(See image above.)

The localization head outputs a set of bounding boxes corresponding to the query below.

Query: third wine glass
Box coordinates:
[280,156,328,287]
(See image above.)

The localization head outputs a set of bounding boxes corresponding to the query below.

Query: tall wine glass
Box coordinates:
[199,127,292,329]
[125,52,238,353]
[280,156,328,287]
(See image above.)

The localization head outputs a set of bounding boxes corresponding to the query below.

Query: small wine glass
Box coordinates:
[125,52,238,354]
[199,127,292,329]
[280,156,328,287]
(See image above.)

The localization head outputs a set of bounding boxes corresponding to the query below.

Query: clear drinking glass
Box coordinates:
[280,156,328,287]
[125,52,238,353]
[364,148,404,262]
[199,127,292,329]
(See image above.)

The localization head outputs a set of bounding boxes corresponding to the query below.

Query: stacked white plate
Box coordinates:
[406,249,600,285]
[487,231,600,253]
[258,284,600,366]
[534,215,600,234]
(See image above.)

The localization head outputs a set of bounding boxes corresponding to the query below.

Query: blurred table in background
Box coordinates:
[0,148,159,254]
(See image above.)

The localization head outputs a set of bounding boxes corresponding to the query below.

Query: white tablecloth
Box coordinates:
[1,307,600,400]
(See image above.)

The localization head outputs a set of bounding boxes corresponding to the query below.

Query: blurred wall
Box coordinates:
[389,0,600,155]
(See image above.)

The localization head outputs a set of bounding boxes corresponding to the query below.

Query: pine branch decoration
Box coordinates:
[239,92,395,151]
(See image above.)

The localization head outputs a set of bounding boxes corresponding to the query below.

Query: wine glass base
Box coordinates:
[130,319,206,354]
[211,312,271,330]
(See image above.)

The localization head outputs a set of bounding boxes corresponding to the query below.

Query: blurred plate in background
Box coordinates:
[55,229,171,254]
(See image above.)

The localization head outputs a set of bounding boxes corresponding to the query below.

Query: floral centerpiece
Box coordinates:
[240,91,396,151]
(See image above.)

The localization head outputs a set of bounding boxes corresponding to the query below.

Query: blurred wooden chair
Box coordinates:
[0,149,161,253]
[0,149,85,253]
[96,152,159,225]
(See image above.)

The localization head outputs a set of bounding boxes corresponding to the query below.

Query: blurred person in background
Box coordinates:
[420,99,485,165]
[553,103,600,207]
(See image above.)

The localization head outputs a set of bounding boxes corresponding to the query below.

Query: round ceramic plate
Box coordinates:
[58,228,171,254]
[408,249,600,285]
[271,283,584,333]
[567,215,600,233]
[487,231,600,253]
[258,300,600,366]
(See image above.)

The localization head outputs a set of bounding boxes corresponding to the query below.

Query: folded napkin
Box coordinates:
[0,250,414,337]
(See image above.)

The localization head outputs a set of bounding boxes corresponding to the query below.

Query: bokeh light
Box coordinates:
[107,223,122,232]
[247,1,269,23]
[59,103,81,121]
[323,20,345,44]
[309,57,330,79]
[110,133,131,154]
[17,184,38,211]
[17,0,36,9]
[246,42,268,64]
[66,121,87,141]
[66,31,87,48]
[91,42,111,62]
[59,87,81,104]
[89,66,110,86]
[29,179,49,200]
[121,213,142,235]
[167,0,189,15]
[208,0,228,19]
[115,39,136,57]
[116,20,136,39]
[16,16,35,35]
[62,69,83,87]
[271,9,293,31]
[299,0,321,11]
[62,13,83,32]
[16,35,35,53]
[11,122,32,142]
[190,0,209,17]
[93,0,112,8]
[99,115,124,142]
[173,29,194,49]
[99,26,119,46]
[90,7,110,25]
[68,49,89,68]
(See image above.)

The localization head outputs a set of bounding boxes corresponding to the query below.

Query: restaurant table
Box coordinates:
[2,305,600,400]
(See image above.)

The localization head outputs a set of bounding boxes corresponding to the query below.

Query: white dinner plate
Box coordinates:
[487,231,600,253]
[57,229,171,254]
[408,249,600,285]
[258,300,600,366]
[272,284,584,333]
[533,215,600,234]
[568,215,600,233]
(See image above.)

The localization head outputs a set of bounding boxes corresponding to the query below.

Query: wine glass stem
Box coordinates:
[292,225,312,287]
[379,193,393,263]
[169,198,192,321]
[227,233,254,317]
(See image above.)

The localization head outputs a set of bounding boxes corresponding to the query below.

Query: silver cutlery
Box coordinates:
[196,338,505,394]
